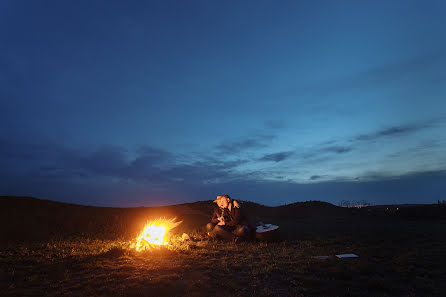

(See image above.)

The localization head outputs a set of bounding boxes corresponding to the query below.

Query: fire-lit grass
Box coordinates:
[2,232,446,297]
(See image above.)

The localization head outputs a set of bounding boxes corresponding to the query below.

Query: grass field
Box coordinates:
[1,196,445,296]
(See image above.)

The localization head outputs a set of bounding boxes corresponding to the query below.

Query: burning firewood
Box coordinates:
[131,218,182,251]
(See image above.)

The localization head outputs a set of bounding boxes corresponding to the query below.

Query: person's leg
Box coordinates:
[209,225,236,241]
[233,225,250,238]
[206,222,216,232]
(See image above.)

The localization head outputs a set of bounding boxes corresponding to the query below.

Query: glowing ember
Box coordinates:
[133,218,182,251]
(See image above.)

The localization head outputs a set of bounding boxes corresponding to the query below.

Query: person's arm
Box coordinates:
[211,207,220,224]
[225,208,241,226]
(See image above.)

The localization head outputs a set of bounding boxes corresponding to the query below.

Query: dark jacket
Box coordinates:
[211,200,251,227]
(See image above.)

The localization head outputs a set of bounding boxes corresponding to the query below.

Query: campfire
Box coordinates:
[133,218,182,251]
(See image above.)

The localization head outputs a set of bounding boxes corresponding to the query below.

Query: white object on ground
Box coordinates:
[256,224,279,233]
[336,253,359,258]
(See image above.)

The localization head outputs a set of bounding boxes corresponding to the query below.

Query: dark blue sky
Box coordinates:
[1,0,446,206]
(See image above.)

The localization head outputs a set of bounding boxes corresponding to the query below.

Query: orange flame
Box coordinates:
[133,218,182,251]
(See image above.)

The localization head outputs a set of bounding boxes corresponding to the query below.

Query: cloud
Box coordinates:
[135,145,174,165]
[259,151,294,162]
[294,50,446,95]
[217,134,275,154]
[0,139,87,178]
[387,138,446,158]
[355,121,434,142]
[323,146,351,154]
[265,120,285,130]
[2,133,446,207]
[302,144,352,160]
[191,169,446,206]
[0,140,56,160]
[346,50,446,89]
[80,146,128,176]
[0,137,254,190]
[2,136,446,207]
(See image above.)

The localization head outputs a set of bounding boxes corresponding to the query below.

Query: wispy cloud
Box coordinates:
[302,145,352,160]
[355,120,438,142]
[346,50,446,89]
[0,138,254,188]
[80,146,128,177]
[291,50,446,95]
[217,134,275,154]
[265,120,285,130]
[259,151,294,162]
[309,175,321,180]
[323,146,352,154]
[2,136,446,206]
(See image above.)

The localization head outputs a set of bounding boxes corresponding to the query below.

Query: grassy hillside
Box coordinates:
[2,196,444,242]
[1,196,446,296]
[0,196,214,242]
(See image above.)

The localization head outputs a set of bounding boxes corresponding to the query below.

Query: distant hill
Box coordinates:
[1,196,445,243]
[0,196,211,242]
[0,196,345,242]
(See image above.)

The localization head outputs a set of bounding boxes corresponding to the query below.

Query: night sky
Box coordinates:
[1,0,446,207]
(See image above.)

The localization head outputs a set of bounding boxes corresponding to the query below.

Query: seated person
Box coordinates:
[206,195,254,241]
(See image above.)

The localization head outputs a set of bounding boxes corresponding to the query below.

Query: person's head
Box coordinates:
[214,194,231,208]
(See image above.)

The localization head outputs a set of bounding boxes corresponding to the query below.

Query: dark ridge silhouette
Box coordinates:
[1,196,445,243]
